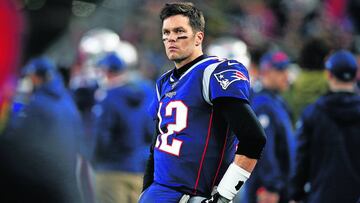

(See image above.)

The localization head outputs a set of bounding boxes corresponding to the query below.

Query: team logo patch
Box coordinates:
[214,69,249,90]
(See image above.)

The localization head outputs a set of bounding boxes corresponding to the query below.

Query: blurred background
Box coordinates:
[5,0,360,77]
[1,0,360,90]
[0,0,360,202]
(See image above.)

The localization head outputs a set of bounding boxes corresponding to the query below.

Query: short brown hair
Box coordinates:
[160,2,205,32]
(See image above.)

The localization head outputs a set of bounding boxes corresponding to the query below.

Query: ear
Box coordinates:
[195,31,204,46]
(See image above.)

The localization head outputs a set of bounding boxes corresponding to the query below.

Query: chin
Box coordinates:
[168,55,177,61]
[166,52,175,59]
[168,54,184,62]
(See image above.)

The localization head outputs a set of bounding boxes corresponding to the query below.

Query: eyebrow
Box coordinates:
[162,26,186,32]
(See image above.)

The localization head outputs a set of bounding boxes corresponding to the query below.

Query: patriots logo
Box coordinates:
[214,69,249,90]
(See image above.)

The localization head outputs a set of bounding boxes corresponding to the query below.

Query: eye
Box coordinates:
[176,29,185,33]
[163,30,170,35]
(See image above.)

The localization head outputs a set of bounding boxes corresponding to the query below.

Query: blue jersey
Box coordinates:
[149,56,250,196]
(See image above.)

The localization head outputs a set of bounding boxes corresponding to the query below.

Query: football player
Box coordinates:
[139,2,266,203]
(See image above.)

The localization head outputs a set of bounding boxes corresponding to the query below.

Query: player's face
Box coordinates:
[162,15,203,67]
[274,69,289,92]
[29,74,42,87]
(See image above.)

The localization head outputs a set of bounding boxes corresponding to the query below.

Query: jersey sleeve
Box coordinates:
[208,60,250,103]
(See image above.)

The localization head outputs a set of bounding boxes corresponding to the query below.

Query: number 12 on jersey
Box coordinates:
[155,101,188,156]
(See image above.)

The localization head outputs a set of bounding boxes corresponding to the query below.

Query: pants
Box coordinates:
[95,171,142,203]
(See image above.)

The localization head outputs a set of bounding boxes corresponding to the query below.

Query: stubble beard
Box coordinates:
[168,52,188,64]
[173,56,187,64]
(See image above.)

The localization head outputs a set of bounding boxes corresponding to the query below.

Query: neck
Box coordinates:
[172,54,206,79]
[261,78,279,92]
[174,49,203,69]
[329,81,355,93]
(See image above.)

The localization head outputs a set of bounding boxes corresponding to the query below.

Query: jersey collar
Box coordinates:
[171,55,207,81]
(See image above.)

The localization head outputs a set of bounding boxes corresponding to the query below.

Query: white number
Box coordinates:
[155,101,188,156]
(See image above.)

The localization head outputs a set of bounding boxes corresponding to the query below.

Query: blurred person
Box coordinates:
[128,66,156,173]
[92,52,152,203]
[117,40,156,171]
[3,57,82,202]
[289,50,360,203]
[242,51,295,203]
[70,28,124,162]
[284,37,331,122]
[70,29,125,203]
[140,2,266,203]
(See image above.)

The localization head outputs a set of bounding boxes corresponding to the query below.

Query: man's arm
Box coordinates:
[215,97,266,166]
[233,154,257,172]
[204,97,266,202]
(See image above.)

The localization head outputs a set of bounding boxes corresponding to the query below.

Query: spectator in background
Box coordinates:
[2,57,82,202]
[244,51,295,203]
[92,52,152,203]
[289,50,360,203]
[284,37,331,122]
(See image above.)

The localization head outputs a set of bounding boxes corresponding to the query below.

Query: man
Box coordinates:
[243,51,295,203]
[2,57,82,202]
[289,50,360,203]
[93,52,152,203]
[139,2,266,203]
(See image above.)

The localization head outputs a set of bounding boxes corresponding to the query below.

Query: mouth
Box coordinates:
[167,45,178,52]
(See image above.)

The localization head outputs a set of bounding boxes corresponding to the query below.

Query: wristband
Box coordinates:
[217,163,251,200]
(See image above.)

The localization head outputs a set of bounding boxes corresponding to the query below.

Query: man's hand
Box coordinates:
[201,193,230,203]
